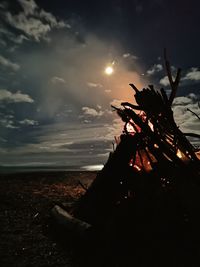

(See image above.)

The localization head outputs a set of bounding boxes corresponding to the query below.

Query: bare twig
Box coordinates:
[160,88,169,105]
[164,48,181,105]
[187,108,200,120]
[184,132,200,139]
[129,83,139,93]
[112,142,115,151]
[78,180,88,191]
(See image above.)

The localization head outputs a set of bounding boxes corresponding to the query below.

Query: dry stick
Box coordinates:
[78,180,88,191]
[132,119,155,167]
[112,142,115,151]
[128,113,155,167]
[129,83,139,93]
[163,50,198,160]
[143,146,155,167]
[160,88,169,105]
[187,108,200,121]
[184,133,200,139]
[174,127,198,160]
[164,48,181,105]
[112,105,153,166]
[124,108,185,166]
[164,49,174,90]
[169,68,181,105]
[138,149,144,168]
[165,133,174,142]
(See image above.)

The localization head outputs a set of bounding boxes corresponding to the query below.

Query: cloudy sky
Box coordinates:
[0,0,199,169]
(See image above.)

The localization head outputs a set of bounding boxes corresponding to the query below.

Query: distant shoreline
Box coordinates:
[0,165,103,174]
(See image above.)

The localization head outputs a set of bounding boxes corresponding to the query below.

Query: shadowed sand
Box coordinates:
[0,171,96,267]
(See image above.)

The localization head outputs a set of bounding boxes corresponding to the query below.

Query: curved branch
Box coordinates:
[187,108,200,120]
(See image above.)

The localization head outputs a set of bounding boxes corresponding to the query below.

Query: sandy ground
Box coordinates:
[0,171,96,267]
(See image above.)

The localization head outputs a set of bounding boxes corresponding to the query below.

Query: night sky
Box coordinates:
[0,0,199,169]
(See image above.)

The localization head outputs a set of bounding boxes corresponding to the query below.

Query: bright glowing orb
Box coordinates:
[105,66,114,75]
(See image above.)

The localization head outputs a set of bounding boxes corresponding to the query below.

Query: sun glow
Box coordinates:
[105,66,114,75]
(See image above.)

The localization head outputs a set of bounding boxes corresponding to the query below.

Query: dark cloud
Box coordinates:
[0,0,69,44]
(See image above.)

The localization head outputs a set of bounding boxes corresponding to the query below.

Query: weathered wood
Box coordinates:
[51,205,91,237]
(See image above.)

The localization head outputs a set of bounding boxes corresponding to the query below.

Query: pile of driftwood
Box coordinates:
[51,52,200,266]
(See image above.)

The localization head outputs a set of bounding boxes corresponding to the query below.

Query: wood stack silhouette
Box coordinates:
[73,51,200,224]
[51,51,200,266]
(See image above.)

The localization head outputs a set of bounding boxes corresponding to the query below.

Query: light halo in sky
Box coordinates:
[105,66,114,75]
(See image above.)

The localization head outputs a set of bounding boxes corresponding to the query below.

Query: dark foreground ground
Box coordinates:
[0,171,96,267]
[1,170,200,267]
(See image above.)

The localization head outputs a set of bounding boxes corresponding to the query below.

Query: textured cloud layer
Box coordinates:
[0,89,34,103]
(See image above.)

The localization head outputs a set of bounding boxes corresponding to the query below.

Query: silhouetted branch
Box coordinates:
[164,48,181,105]
[187,108,200,120]
[121,102,141,110]
[129,83,139,93]
[184,133,200,139]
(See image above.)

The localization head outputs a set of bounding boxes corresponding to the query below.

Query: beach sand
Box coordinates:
[0,171,96,267]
